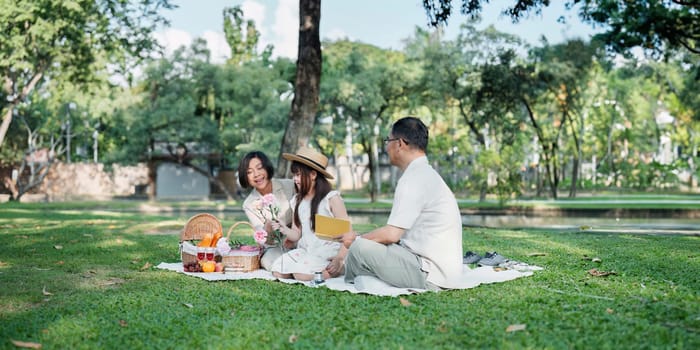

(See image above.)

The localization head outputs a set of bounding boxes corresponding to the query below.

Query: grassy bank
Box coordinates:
[0,204,698,349]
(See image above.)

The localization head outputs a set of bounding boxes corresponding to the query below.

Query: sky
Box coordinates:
[157,0,601,63]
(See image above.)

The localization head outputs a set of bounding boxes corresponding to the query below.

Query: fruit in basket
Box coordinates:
[215,262,224,272]
[197,233,213,247]
[183,262,203,272]
[202,261,216,273]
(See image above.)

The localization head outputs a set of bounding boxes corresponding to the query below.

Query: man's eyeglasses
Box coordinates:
[383,137,401,145]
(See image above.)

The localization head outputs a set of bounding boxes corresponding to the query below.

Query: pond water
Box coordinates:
[166,210,700,235]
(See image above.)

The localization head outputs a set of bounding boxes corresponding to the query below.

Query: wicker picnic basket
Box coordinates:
[180,213,223,265]
[221,221,261,272]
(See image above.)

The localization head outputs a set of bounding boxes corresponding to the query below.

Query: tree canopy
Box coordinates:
[422,0,699,56]
[0,0,174,148]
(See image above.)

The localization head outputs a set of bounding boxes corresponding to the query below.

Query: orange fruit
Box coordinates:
[202,261,216,273]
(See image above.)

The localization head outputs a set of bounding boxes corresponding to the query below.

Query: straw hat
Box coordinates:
[282,146,334,179]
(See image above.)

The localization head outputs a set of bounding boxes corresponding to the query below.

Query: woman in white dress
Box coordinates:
[238,151,295,270]
[270,146,351,281]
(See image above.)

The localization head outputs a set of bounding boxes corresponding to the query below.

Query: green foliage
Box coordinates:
[422,0,700,57]
[0,0,174,146]
[1,204,698,348]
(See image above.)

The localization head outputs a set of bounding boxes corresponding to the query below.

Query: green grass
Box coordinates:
[1,203,699,349]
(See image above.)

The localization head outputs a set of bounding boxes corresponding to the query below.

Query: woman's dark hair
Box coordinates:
[237,151,275,189]
[290,161,331,231]
[391,116,429,152]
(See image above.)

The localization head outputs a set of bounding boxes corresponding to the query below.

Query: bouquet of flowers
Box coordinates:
[250,193,283,247]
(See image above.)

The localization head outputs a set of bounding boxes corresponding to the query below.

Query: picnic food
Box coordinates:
[210,230,223,247]
[202,261,216,273]
[197,233,213,247]
[183,262,203,272]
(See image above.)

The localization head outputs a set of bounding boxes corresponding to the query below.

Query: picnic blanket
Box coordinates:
[156,262,542,297]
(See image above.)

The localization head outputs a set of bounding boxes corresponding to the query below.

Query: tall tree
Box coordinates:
[321,40,417,201]
[0,0,174,148]
[276,0,322,177]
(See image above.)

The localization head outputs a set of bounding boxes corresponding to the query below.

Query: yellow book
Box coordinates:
[314,214,351,240]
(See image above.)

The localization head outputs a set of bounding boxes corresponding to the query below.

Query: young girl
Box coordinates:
[270,146,350,281]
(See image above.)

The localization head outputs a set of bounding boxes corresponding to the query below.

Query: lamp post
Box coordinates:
[62,103,76,163]
[92,129,99,163]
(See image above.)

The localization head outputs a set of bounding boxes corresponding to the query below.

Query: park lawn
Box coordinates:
[0,206,698,349]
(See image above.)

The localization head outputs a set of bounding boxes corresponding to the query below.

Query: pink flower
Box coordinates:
[261,193,275,207]
[253,230,268,245]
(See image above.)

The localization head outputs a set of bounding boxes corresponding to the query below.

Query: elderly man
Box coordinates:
[341,116,463,290]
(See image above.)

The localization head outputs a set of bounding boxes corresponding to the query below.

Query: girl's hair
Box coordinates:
[237,151,274,189]
[290,161,331,231]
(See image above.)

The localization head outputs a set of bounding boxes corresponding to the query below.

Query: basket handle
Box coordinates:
[226,221,255,240]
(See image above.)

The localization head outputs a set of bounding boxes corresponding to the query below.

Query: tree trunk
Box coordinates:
[0,72,44,147]
[0,107,13,147]
[276,0,321,177]
[569,157,579,198]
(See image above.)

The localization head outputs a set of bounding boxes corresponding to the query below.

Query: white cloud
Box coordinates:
[201,30,231,64]
[324,28,351,42]
[155,28,193,57]
[270,0,298,58]
[241,1,266,31]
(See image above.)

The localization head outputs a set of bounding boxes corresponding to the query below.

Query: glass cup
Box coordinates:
[196,247,206,262]
[205,247,215,261]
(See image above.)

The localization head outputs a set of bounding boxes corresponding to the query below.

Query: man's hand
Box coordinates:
[326,255,344,277]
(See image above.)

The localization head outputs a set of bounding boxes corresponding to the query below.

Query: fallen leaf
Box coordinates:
[527,252,546,257]
[436,321,447,333]
[119,319,128,327]
[42,287,53,296]
[140,262,152,270]
[606,308,614,314]
[588,268,616,277]
[183,303,193,308]
[288,334,298,343]
[130,260,140,264]
[399,297,412,306]
[10,340,42,349]
[591,257,602,263]
[55,261,64,265]
[53,245,63,250]
[99,278,125,286]
[506,324,526,333]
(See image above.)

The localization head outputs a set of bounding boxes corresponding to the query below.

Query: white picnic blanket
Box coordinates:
[156,262,542,297]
